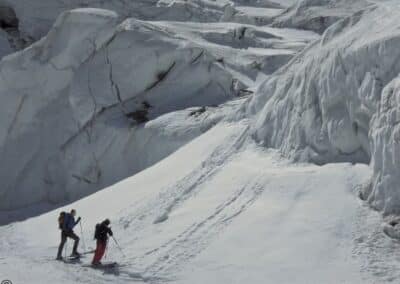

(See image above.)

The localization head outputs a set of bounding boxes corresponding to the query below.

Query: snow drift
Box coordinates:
[0,8,244,211]
[245,2,400,214]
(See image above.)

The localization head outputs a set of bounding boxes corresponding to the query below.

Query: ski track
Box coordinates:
[121,122,250,227]
[4,122,269,283]
[113,122,271,280]
[0,127,394,284]
[141,177,266,279]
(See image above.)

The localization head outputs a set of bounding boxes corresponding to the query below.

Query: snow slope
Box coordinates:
[2,122,394,284]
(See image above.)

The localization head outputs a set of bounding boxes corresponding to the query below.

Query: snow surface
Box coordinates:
[2,122,395,283]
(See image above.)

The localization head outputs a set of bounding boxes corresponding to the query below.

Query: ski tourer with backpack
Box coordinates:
[56,209,82,260]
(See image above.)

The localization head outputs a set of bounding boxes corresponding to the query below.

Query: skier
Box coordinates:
[56,209,81,260]
[92,219,113,266]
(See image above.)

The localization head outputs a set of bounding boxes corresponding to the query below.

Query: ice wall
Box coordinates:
[0,8,243,210]
[247,3,400,214]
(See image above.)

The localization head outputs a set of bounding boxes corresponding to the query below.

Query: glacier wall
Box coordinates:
[0,8,243,210]
[7,0,231,40]
[247,3,400,214]
[273,0,370,34]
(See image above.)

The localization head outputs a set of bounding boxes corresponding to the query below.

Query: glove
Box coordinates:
[77,217,81,222]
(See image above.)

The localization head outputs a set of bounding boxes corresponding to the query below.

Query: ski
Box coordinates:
[81,250,95,255]
[59,257,82,264]
[68,253,85,259]
[67,256,81,260]
[54,254,85,263]
[82,262,119,269]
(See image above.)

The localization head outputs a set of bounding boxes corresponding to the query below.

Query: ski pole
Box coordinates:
[112,236,126,257]
[79,221,86,252]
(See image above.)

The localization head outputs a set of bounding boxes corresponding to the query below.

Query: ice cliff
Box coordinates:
[246,2,400,214]
[0,8,244,210]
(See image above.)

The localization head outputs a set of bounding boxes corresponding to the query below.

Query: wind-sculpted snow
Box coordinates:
[246,2,400,214]
[0,8,245,211]
[0,0,320,59]
[6,0,236,41]
[368,76,400,214]
[4,0,301,49]
[273,0,371,34]
[147,21,317,80]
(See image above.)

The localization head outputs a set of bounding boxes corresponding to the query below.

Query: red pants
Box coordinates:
[92,240,107,264]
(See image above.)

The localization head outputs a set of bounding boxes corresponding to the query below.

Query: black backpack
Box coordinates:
[94,223,101,240]
[58,212,66,230]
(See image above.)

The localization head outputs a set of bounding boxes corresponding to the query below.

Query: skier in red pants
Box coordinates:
[92,219,113,266]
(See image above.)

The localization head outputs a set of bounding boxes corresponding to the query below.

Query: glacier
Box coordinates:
[246,1,400,215]
[1,0,400,283]
[0,1,319,211]
[0,8,249,210]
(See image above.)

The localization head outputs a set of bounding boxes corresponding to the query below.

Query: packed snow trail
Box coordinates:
[0,122,396,283]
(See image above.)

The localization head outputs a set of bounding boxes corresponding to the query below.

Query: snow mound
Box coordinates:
[0,8,245,211]
[245,2,400,214]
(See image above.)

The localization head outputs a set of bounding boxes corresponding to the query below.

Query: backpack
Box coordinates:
[58,212,66,230]
[94,223,101,240]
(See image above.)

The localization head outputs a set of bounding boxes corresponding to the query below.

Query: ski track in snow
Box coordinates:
[142,178,266,278]
[116,122,257,278]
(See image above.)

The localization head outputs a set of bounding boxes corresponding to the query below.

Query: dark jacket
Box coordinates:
[95,221,113,242]
[63,213,79,231]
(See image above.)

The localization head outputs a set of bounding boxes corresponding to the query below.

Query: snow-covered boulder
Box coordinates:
[0,8,244,210]
[244,3,400,214]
